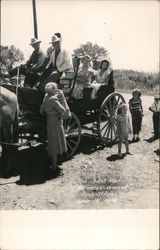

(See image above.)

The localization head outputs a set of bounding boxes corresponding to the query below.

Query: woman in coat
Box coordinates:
[40,82,70,174]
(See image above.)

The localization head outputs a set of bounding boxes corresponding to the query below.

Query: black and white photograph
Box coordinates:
[0,0,159,249]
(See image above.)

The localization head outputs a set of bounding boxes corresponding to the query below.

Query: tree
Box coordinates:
[73,41,108,61]
[0,45,24,74]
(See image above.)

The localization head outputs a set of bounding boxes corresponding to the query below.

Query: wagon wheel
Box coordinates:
[63,112,81,159]
[97,92,125,144]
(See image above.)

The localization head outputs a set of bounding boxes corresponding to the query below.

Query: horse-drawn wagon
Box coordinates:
[1,57,125,160]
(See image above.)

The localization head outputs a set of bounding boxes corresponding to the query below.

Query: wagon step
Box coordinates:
[0,140,32,147]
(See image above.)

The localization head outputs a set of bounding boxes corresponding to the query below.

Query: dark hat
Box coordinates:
[54,32,61,38]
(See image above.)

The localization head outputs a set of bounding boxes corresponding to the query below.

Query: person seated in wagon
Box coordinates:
[72,54,96,99]
[36,33,63,91]
[9,38,46,88]
[90,57,114,99]
[37,34,73,91]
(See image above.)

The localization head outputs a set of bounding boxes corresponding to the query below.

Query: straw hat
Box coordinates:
[49,35,60,44]
[30,38,41,45]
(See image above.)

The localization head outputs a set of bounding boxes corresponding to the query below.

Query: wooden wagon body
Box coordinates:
[2,60,125,159]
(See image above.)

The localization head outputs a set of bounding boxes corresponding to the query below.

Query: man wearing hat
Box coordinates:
[36,33,63,90]
[9,38,45,87]
[37,34,73,91]
[23,38,45,87]
[149,95,160,139]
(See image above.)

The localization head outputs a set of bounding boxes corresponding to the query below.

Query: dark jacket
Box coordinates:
[27,48,45,72]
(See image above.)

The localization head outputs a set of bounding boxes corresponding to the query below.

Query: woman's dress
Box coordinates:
[90,68,114,99]
[41,93,68,169]
[72,66,95,99]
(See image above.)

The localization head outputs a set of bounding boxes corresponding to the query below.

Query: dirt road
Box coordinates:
[0,93,159,209]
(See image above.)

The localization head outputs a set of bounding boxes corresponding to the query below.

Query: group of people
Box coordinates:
[9,33,114,100]
[116,89,160,157]
[41,83,160,174]
[72,54,114,100]
[9,32,73,91]
[8,33,159,172]
[7,32,115,176]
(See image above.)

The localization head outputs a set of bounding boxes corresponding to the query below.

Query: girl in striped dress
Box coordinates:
[129,89,143,142]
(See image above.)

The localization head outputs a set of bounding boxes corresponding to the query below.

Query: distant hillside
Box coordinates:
[114,69,159,94]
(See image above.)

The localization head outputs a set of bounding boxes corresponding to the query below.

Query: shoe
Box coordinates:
[118,152,122,157]
[55,166,63,175]
[153,135,159,139]
[136,137,140,142]
[132,138,136,142]
[56,166,63,172]
[126,150,131,155]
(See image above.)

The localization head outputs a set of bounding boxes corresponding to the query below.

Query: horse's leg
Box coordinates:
[1,121,15,177]
[13,110,19,143]
[0,127,9,177]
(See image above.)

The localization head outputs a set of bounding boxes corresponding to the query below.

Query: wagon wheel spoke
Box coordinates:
[68,125,78,134]
[103,124,110,139]
[68,120,77,131]
[67,140,73,151]
[63,112,81,159]
[106,126,111,139]
[113,95,125,115]
[103,124,109,141]
[109,98,113,114]
[66,116,73,127]
[67,138,77,145]
[114,95,120,107]
[100,121,109,133]
[101,109,110,119]
[114,95,123,113]
[98,93,125,143]
[112,96,118,113]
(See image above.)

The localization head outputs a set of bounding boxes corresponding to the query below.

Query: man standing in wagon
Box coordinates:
[37,34,73,91]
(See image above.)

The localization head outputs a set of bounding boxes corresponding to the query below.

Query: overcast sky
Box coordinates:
[1,0,159,72]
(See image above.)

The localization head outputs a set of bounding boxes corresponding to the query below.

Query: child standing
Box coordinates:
[129,89,143,142]
[149,95,160,139]
[117,104,131,157]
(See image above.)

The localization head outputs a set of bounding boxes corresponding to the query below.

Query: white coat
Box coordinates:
[47,49,73,73]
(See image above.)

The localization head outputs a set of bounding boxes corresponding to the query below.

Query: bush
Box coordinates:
[114,69,159,93]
